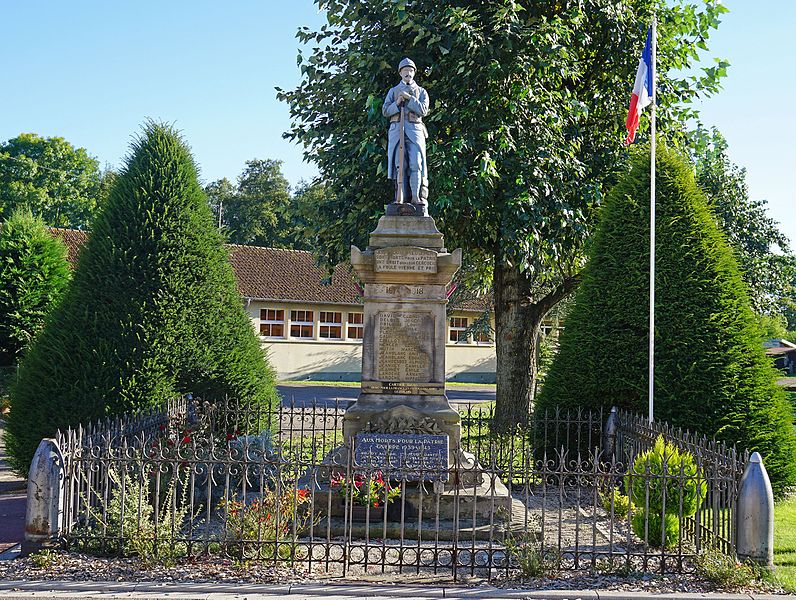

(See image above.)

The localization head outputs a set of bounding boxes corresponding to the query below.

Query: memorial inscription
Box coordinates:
[374,247,437,273]
[375,311,433,382]
[355,432,448,481]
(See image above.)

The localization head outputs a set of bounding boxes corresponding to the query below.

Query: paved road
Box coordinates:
[277,383,495,408]
[0,423,26,554]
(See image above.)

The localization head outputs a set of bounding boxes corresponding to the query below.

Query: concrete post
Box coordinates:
[22,438,65,555]
[736,451,774,567]
[603,406,618,462]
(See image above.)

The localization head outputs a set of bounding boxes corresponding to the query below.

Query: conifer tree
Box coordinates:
[0,208,71,367]
[5,123,278,473]
[536,146,796,494]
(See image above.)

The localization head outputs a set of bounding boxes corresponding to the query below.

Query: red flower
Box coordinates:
[373,501,380,508]
[297,489,309,500]
[182,435,191,443]
[226,433,234,441]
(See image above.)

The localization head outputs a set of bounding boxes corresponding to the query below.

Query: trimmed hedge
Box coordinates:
[536,146,796,494]
[5,123,278,474]
[0,208,71,367]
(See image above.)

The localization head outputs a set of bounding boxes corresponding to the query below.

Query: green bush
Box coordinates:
[5,123,278,474]
[536,146,796,495]
[0,208,70,367]
[600,487,633,519]
[627,436,707,548]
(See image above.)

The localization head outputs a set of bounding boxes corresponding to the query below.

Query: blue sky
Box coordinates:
[1,1,793,244]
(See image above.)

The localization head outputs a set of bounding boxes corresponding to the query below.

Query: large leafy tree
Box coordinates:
[692,128,796,327]
[537,147,796,494]
[0,208,71,367]
[206,159,295,248]
[5,123,278,474]
[0,133,102,228]
[279,0,727,430]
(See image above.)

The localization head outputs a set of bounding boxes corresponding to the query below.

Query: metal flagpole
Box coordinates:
[648,16,657,424]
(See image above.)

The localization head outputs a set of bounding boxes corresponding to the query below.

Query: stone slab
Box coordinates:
[354,432,448,480]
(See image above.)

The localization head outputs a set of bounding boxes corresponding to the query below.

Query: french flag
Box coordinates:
[625,27,653,145]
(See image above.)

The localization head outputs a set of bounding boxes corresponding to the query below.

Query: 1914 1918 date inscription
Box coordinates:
[354,432,448,481]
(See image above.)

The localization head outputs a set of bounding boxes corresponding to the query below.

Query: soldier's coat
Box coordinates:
[382,81,429,182]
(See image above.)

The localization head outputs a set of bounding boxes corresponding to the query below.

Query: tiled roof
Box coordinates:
[227,244,360,304]
[49,228,489,311]
[51,228,88,266]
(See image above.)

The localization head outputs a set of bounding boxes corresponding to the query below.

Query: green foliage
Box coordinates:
[537,147,796,494]
[692,127,796,326]
[28,549,59,570]
[5,123,278,474]
[0,208,71,366]
[504,533,559,579]
[207,159,309,249]
[695,548,763,590]
[0,133,102,228]
[220,486,314,560]
[600,487,634,519]
[83,466,190,565]
[626,437,707,547]
[278,0,728,427]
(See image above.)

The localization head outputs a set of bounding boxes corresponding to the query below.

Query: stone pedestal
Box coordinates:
[346,215,466,469]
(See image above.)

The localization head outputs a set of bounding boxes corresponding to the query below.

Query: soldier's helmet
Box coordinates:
[398,57,417,73]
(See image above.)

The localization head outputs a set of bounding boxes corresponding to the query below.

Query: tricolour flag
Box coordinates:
[625,27,653,145]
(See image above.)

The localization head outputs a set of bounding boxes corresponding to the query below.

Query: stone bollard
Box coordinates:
[603,406,618,462]
[736,451,774,567]
[22,439,65,555]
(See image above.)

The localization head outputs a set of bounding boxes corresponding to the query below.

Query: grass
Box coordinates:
[772,496,796,592]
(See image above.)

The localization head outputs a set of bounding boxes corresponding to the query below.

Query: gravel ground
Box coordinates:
[0,551,787,595]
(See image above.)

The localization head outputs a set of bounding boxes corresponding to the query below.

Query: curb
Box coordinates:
[0,580,792,600]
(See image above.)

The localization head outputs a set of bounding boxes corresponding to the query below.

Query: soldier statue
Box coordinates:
[382,57,430,216]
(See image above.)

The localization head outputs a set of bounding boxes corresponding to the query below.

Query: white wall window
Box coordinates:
[449,317,469,343]
[474,329,492,344]
[347,312,364,340]
[319,311,343,339]
[290,310,314,339]
[259,309,285,338]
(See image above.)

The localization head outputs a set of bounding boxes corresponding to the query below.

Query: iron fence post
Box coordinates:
[736,451,774,567]
[603,406,618,462]
[22,438,65,555]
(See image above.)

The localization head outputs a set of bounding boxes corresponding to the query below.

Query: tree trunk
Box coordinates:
[492,260,545,433]
[492,257,582,434]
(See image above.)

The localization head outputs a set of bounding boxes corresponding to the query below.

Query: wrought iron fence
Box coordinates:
[51,398,746,580]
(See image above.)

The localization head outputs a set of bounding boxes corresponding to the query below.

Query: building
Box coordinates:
[52,229,497,382]
[765,339,796,376]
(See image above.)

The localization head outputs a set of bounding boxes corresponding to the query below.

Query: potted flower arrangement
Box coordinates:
[331,471,401,521]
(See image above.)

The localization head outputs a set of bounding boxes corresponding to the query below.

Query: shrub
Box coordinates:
[600,487,633,519]
[220,485,314,559]
[695,547,763,590]
[504,533,559,579]
[82,465,191,565]
[6,123,278,474]
[536,146,796,495]
[627,436,707,548]
[0,208,70,367]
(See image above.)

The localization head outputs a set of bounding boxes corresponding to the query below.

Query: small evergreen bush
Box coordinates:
[536,146,796,495]
[5,123,278,474]
[627,436,707,548]
[0,208,70,367]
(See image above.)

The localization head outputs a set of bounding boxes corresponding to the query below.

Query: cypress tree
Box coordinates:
[0,208,71,367]
[5,123,278,473]
[536,146,796,494]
